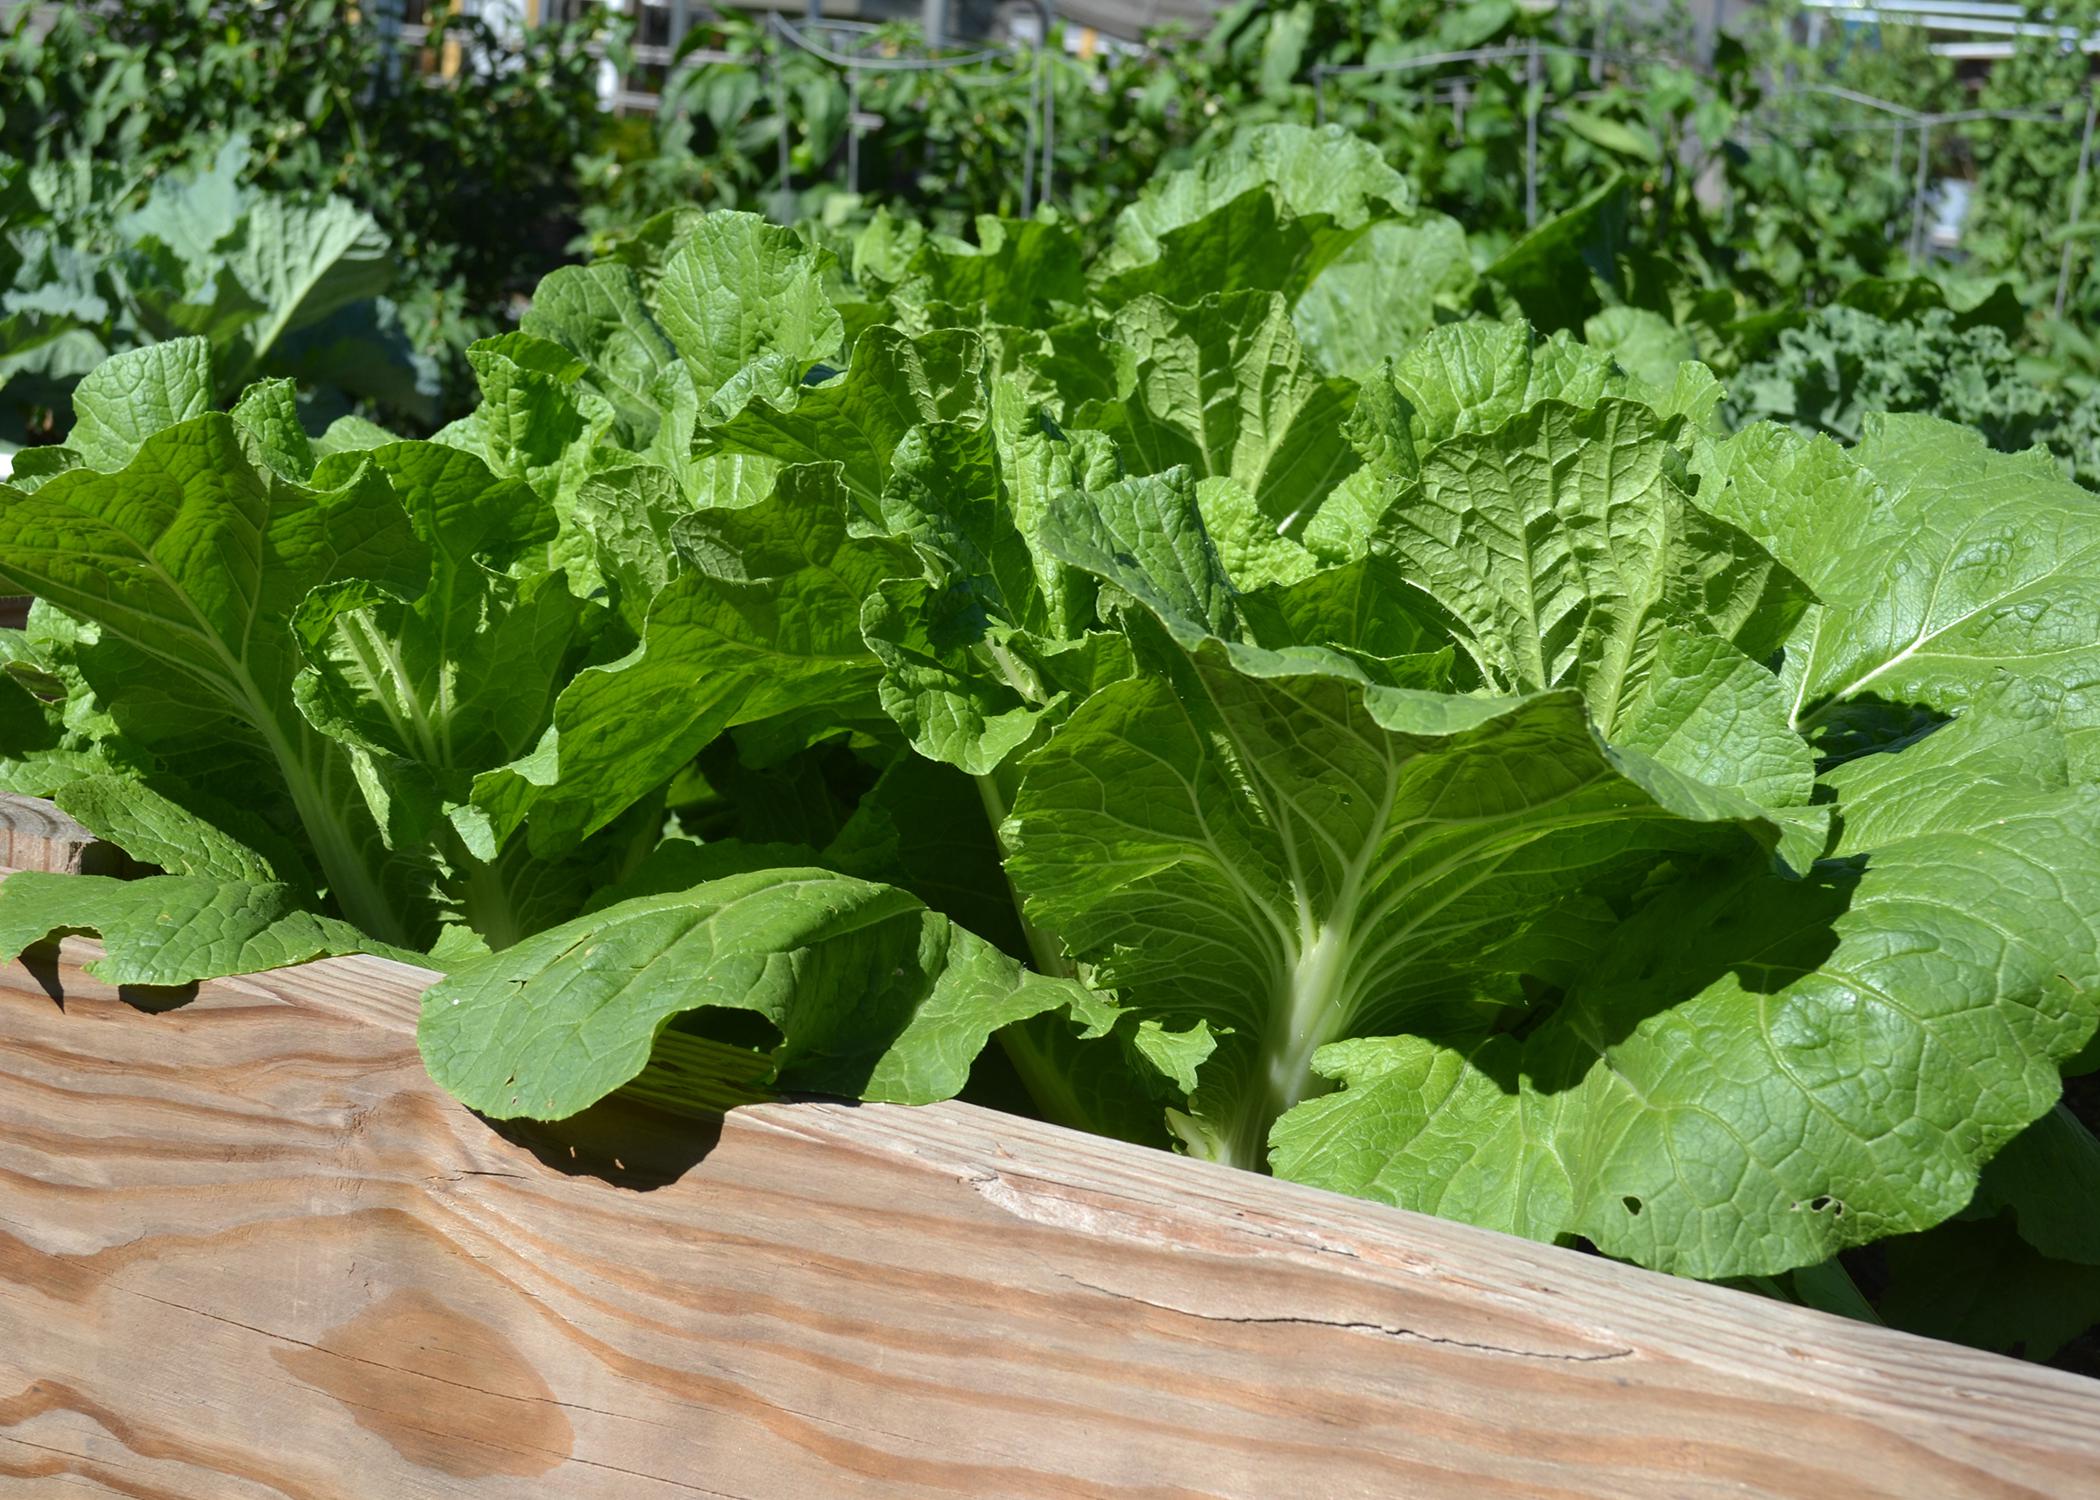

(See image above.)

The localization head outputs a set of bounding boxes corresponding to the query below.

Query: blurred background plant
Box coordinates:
[1,0,619,426]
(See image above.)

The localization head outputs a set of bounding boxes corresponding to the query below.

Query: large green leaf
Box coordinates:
[519,262,680,447]
[463,464,911,858]
[223,195,393,367]
[1293,215,1477,379]
[1008,467,1782,1169]
[0,414,432,945]
[418,866,1110,1120]
[64,338,213,471]
[1095,124,1413,307]
[0,870,392,985]
[1077,290,1359,537]
[1373,398,1812,823]
[1697,415,2100,730]
[652,211,843,402]
[1271,792,2100,1278]
[696,326,984,510]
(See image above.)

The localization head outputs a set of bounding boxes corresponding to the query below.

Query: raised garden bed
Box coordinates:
[4,796,2099,1499]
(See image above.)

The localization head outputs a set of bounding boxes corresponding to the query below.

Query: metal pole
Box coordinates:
[847,68,861,197]
[772,52,794,222]
[1908,118,1931,263]
[1020,51,1037,216]
[1314,65,1326,128]
[2058,91,2099,319]
[1040,43,1054,207]
[1525,40,1541,229]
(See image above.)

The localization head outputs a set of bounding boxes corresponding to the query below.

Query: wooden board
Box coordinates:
[3,828,2100,1497]
[0,794,118,876]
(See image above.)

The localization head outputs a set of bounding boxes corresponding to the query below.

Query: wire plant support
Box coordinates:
[1310,42,1684,230]
[763,9,1055,219]
[1312,46,2097,308]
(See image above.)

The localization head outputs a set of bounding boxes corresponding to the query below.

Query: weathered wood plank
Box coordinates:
[0,794,111,876]
[4,935,2099,1499]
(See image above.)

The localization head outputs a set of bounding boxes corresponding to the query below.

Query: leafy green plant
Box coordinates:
[2,127,2097,1370]
[1,0,615,406]
[1727,289,2100,486]
[0,141,437,449]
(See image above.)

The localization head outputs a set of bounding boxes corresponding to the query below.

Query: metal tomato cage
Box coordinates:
[761,9,1056,218]
[1312,45,2098,315]
[1748,82,2097,315]
[1310,42,1686,230]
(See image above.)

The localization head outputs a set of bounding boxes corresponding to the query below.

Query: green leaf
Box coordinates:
[1697,415,2100,730]
[1096,124,1413,307]
[1373,399,1810,774]
[54,773,294,886]
[229,377,315,479]
[0,871,390,985]
[1272,792,2100,1278]
[652,211,843,402]
[697,326,984,510]
[418,866,1107,1121]
[1293,215,1477,380]
[519,261,679,447]
[464,464,910,857]
[1077,291,1360,537]
[0,414,433,946]
[291,440,582,868]
[1010,468,1783,1169]
[65,338,214,471]
[223,195,393,365]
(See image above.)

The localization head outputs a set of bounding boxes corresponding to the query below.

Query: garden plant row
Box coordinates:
[8,0,2100,448]
[2,126,2098,1370]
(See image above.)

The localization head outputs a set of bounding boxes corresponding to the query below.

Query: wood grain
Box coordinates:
[0,794,114,876]
[2,833,2099,1496]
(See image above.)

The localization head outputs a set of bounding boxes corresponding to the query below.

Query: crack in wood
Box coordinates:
[1062,1276,1636,1363]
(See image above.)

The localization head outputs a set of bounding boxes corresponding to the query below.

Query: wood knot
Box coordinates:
[272,1288,572,1478]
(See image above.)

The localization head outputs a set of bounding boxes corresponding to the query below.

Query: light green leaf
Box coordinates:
[1096,124,1413,307]
[697,326,984,510]
[418,866,1106,1120]
[520,261,679,447]
[1697,415,2100,730]
[653,211,843,402]
[0,415,433,946]
[65,338,214,471]
[465,464,910,857]
[1272,794,2100,1278]
[0,871,390,985]
[1078,290,1360,537]
[1293,215,1477,380]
